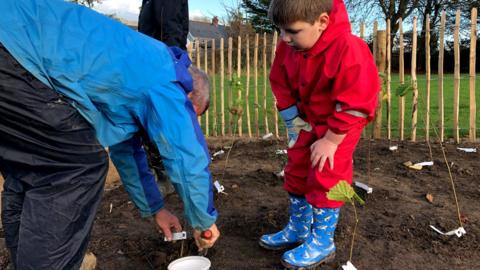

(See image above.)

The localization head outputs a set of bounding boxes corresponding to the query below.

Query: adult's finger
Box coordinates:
[160,225,173,241]
[172,219,182,233]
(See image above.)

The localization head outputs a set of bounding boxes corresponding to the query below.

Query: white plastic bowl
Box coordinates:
[167,256,211,270]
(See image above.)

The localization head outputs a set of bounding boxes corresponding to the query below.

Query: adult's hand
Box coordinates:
[154,208,182,241]
[193,223,220,251]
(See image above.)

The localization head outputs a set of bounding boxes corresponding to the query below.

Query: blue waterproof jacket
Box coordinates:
[0,0,217,230]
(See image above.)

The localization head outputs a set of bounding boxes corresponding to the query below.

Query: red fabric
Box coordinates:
[271,0,379,207]
[284,127,362,208]
[270,0,379,135]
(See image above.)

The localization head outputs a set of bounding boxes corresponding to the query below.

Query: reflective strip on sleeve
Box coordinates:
[336,103,368,118]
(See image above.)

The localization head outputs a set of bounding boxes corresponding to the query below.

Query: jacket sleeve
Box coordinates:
[269,41,297,110]
[109,135,164,217]
[144,84,217,230]
[326,40,380,134]
[141,49,217,230]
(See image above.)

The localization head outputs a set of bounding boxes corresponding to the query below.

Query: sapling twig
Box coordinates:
[220,76,244,184]
[327,181,365,263]
[396,82,463,228]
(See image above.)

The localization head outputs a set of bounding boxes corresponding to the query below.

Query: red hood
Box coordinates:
[308,0,351,55]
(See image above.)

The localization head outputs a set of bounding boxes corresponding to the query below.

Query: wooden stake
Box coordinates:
[426,15,431,141]
[220,38,225,136]
[469,8,477,142]
[387,19,392,141]
[373,29,386,139]
[237,36,243,136]
[454,10,461,143]
[271,31,279,138]
[425,14,432,141]
[411,17,418,142]
[246,35,252,137]
[360,21,365,40]
[263,33,269,135]
[196,40,202,127]
[204,39,209,136]
[254,33,260,137]
[211,39,217,136]
[399,18,405,141]
[228,37,233,135]
[438,11,446,142]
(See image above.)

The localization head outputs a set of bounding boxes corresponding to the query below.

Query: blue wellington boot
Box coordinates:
[281,207,340,269]
[259,195,313,250]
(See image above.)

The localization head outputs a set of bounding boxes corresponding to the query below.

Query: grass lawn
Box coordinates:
[199,72,480,141]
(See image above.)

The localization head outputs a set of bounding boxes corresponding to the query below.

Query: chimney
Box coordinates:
[212,16,219,27]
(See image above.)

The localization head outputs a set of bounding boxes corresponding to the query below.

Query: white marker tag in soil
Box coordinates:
[164,231,187,241]
[457,147,477,153]
[355,181,373,194]
[214,181,225,193]
[430,225,466,238]
[276,149,287,155]
[342,261,358,270]
[276,169,285,178]
[213,150,225,157]
[389,145,398,151]
[262,133,273,140]
[414,161,434,167]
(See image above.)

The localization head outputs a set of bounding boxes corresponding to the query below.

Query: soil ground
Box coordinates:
[1,138,479,270]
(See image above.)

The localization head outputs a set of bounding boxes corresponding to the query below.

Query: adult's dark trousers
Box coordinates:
[0,44,108,270]
[138,0,189,50]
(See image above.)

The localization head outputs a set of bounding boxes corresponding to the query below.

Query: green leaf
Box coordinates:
[395,84,413,97]
[327,180,355,203]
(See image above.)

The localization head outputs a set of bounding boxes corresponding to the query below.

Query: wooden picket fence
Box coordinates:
[190,8,479,143]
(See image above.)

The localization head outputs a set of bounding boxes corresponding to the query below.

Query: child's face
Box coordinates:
[279,13,329,51]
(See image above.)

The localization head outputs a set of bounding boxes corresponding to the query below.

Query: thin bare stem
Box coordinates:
[415,88,463,227]
[349,200,359,262]
[221,114,240,182]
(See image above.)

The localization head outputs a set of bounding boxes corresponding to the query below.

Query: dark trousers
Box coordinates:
[0,44,108,269]
[138,0,189,50]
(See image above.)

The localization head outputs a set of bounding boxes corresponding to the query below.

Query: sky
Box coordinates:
[94,0,232,22]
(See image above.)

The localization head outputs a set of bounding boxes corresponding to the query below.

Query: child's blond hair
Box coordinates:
[268,0,333,27]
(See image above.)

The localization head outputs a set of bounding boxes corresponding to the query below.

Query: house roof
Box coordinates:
[189,20,228,41]
[114,18,228,42]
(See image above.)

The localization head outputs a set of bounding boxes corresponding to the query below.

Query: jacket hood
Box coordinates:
[309,0,351,55]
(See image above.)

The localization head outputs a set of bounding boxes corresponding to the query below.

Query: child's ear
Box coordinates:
[316,13,330,31]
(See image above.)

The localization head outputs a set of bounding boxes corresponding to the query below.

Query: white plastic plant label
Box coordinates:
[342,261,358,270]
[457,147,477,153]
[276,149,287,155]
[214,180,225,193]
[389,145,398,151]
[355,181,373,194]
[414,161,434,167]
[164,231,187,241]
[430,225,466,238]
[212,150,225,157]
[276,169,285,178]
[262,133,273,140]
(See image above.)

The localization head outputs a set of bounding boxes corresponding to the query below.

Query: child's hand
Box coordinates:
[310,130,346,172]
[310,137,338,172]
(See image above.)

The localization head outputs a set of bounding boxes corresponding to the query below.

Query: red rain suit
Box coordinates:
[270,0,380,208]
